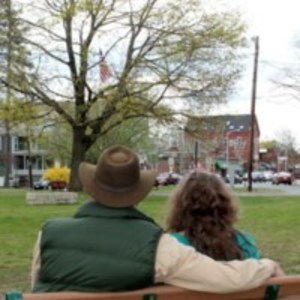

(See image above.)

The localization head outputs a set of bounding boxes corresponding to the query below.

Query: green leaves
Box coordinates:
[2,0,248,189]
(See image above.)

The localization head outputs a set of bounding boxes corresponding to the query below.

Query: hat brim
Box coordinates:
[79,162,156,208]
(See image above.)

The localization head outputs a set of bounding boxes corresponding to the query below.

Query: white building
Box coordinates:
[0,128,47,187]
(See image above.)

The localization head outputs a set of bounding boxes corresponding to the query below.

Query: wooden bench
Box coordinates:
[4,275,300,300]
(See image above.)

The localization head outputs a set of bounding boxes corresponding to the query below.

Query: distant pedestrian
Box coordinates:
[153,178,160,190]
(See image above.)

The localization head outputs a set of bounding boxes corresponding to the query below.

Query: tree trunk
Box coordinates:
[27,139,33,189]
[3,122,12,187]
[68,128,90,191]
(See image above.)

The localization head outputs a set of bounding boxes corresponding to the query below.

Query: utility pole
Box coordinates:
[247,36,259,192]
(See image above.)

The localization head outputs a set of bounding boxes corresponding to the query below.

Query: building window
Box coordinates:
[235,138,243,149]
[13,136,27,151]
[12,136,17,152]
[0,159,5,176]
[35,156,43,170]
[15,156,25,170]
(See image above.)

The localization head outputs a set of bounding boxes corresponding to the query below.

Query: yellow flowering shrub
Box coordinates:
[43,166,70,183]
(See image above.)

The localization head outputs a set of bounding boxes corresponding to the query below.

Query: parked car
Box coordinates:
[272,172,293,185]
[225,174,243,184]
[252,171,267,182]
[262,171,274,181]
[33,180,67,190]
[8,176,20,188]
[243,171,266,182]
[156,172,182,186]
[33,180,51,190]
[50,180,67,190]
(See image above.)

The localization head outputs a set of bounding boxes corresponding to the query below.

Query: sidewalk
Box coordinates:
[151,184,300,197]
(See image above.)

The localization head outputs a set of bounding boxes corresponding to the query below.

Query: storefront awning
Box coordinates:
[215,160,228,170]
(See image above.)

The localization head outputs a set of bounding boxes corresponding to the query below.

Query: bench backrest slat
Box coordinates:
[19,276,300,300]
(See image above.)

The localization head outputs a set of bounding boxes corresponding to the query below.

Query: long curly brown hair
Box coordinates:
[165,171,243,260]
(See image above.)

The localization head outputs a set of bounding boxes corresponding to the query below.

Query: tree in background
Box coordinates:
[0,98,54,187]
[45,117,154,168]
[272,50,300,103]
[86,118,153,161]
[275,129,300,171]
[260,130,300,171]
[0,0,32,186]
[1,0,247,190]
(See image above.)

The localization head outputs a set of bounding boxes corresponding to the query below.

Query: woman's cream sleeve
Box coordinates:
[155,234,276,293]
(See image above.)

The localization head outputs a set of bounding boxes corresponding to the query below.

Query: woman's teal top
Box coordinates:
[171,230,261,259]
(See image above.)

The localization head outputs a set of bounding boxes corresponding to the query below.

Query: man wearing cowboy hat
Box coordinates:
[31,145,283,293]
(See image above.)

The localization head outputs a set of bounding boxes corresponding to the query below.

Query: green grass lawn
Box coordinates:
[0,188,300,293]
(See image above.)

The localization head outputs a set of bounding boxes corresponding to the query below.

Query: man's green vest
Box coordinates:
[33,201,163,292]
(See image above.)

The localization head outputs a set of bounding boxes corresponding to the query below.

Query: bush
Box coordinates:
[43,166,70,183]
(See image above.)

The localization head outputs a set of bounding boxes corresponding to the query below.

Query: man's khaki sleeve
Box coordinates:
[30,231,41,290]
[155,234,276,293]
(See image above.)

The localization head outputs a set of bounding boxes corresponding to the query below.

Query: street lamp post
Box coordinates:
[226,134,231,166]
[226,129,241,187]
[226,131,240,165]
[168,145,179,173]
[226,131,239,188]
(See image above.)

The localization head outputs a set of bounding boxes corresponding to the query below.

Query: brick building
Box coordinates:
[184,114,260,173]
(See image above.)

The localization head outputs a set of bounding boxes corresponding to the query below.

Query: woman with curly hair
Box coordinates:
[165,171,260,260]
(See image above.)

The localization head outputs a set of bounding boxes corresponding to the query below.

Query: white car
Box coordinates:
[33,180,51,190]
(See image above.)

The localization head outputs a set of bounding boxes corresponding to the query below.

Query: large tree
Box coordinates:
[0,0,31,186]
[2,0,246,190]
[46,117,153,166]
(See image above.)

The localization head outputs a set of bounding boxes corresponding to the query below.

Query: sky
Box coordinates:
[215,0,300,147]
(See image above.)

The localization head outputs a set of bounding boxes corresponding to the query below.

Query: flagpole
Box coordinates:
[99,48,112,84]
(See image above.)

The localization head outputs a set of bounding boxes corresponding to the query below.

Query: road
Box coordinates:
[151,181,300,197]
[234,180,300,196]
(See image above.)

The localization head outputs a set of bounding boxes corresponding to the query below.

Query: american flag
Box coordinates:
[99,49,112,83]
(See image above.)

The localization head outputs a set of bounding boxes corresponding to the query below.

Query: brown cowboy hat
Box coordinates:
[79,145,156,207]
